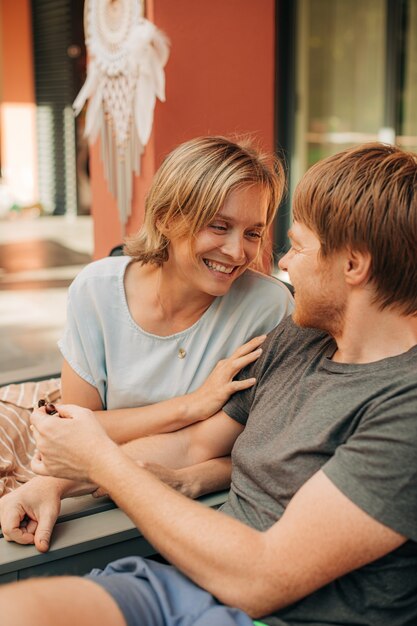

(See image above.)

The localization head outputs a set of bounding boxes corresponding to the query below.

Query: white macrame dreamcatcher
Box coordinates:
[73,0,170,230]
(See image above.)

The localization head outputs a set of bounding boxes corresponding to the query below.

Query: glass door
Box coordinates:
[277,0,417,248]
[293,0,387,186]
[400,0,417,151]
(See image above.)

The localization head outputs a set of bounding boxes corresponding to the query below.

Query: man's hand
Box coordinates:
[31,404,117,482]
[0,477,61,552]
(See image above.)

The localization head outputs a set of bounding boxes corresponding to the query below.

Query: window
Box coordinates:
[275,0,417,255]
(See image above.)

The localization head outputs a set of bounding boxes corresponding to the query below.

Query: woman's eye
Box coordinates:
[246,231,262,240]
[210,223,228,232]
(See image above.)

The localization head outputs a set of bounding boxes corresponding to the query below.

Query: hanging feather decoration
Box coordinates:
[73,0,170,230]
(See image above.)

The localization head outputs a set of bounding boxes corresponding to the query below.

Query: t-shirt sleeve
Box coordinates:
[322,385,417,542]
[58,275,107,405]
[222,362,258,426]
[223,326,280,426]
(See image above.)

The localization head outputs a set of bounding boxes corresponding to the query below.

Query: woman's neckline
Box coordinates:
[119,258,221,339]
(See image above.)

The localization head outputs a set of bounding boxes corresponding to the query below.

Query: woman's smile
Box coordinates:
[164,184,268,299]
[202,258,238,276]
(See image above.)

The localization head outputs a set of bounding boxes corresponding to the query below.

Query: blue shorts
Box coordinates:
[86,556,254,626]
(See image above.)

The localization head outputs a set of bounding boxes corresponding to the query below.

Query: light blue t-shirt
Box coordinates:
[59,257,293,409]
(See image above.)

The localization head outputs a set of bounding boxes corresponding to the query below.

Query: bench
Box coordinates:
[0,490,228,583]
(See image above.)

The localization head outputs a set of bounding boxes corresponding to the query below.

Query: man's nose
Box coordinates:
[278,251,289,272]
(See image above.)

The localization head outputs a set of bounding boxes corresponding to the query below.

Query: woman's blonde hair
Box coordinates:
[124,136,285,265]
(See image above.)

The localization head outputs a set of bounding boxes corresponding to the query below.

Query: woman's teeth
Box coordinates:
[204,259,234,274]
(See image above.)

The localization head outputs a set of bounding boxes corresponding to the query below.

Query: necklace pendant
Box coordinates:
[178,348,186,359]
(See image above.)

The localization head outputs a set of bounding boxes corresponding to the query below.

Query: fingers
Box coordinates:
[230,377,257,392]
[51,404,77,419]
[0,480,60,552]
[30,407,45,428]
[34,505,58,552]
[31,453,50,477]
[0,507,36,546]
[224,336,266,375]
[30,408,58,435]
[231,335,266,358]
[232,346,263,370]
[139,461,163,475]
[4,525,36,545]
[2,524,36,545]
[32,403,90,423]
[140,462,179,490]
[25,518,38,535]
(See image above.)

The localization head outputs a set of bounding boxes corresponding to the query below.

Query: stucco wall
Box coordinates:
[91,0,275,258]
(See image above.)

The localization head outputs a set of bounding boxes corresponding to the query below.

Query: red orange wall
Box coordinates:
[0,0,35,103]
[91,0,275,258]
[0,0,38,203]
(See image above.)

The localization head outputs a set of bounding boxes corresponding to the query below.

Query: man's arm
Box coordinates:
[0,409,241,550]
[90,458,406,617]
[61,334,263,444]
[31,408,406,618]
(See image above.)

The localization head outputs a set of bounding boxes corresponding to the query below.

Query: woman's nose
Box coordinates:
[221,234,246,262]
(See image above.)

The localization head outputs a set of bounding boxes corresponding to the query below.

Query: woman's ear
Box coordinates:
[344,249,372,286]
[156,218,171,236]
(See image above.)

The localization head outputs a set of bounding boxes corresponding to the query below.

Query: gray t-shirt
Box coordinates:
[222,316,417,626]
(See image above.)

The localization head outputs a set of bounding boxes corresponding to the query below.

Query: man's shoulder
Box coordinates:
[237,316,334,387]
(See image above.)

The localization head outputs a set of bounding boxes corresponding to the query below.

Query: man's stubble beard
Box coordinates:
[292,285,347,338]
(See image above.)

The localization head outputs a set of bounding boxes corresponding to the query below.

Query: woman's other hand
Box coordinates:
[190,334,265,420]
[93,456,232,500]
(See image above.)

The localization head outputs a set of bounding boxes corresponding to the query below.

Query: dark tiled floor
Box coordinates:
[0,239,91,276]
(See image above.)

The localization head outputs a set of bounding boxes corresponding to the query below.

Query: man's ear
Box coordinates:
[344,249,372,286]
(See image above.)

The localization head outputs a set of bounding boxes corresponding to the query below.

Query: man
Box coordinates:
[0,143,416,626]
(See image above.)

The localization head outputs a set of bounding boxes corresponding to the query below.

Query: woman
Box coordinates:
[59,136,293,446]
[0,137,292,532]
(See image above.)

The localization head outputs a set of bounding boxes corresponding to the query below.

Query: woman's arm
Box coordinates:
[0,410,241,552]
[138,457,232,498]
[61,335,264,444]
[60,359,103,409]
[93,455,232,499]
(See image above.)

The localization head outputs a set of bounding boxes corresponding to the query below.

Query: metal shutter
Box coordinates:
[31,0,85,215]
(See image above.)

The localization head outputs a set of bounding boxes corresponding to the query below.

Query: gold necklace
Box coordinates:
[156,268,189,359]
[178,347,186,359]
